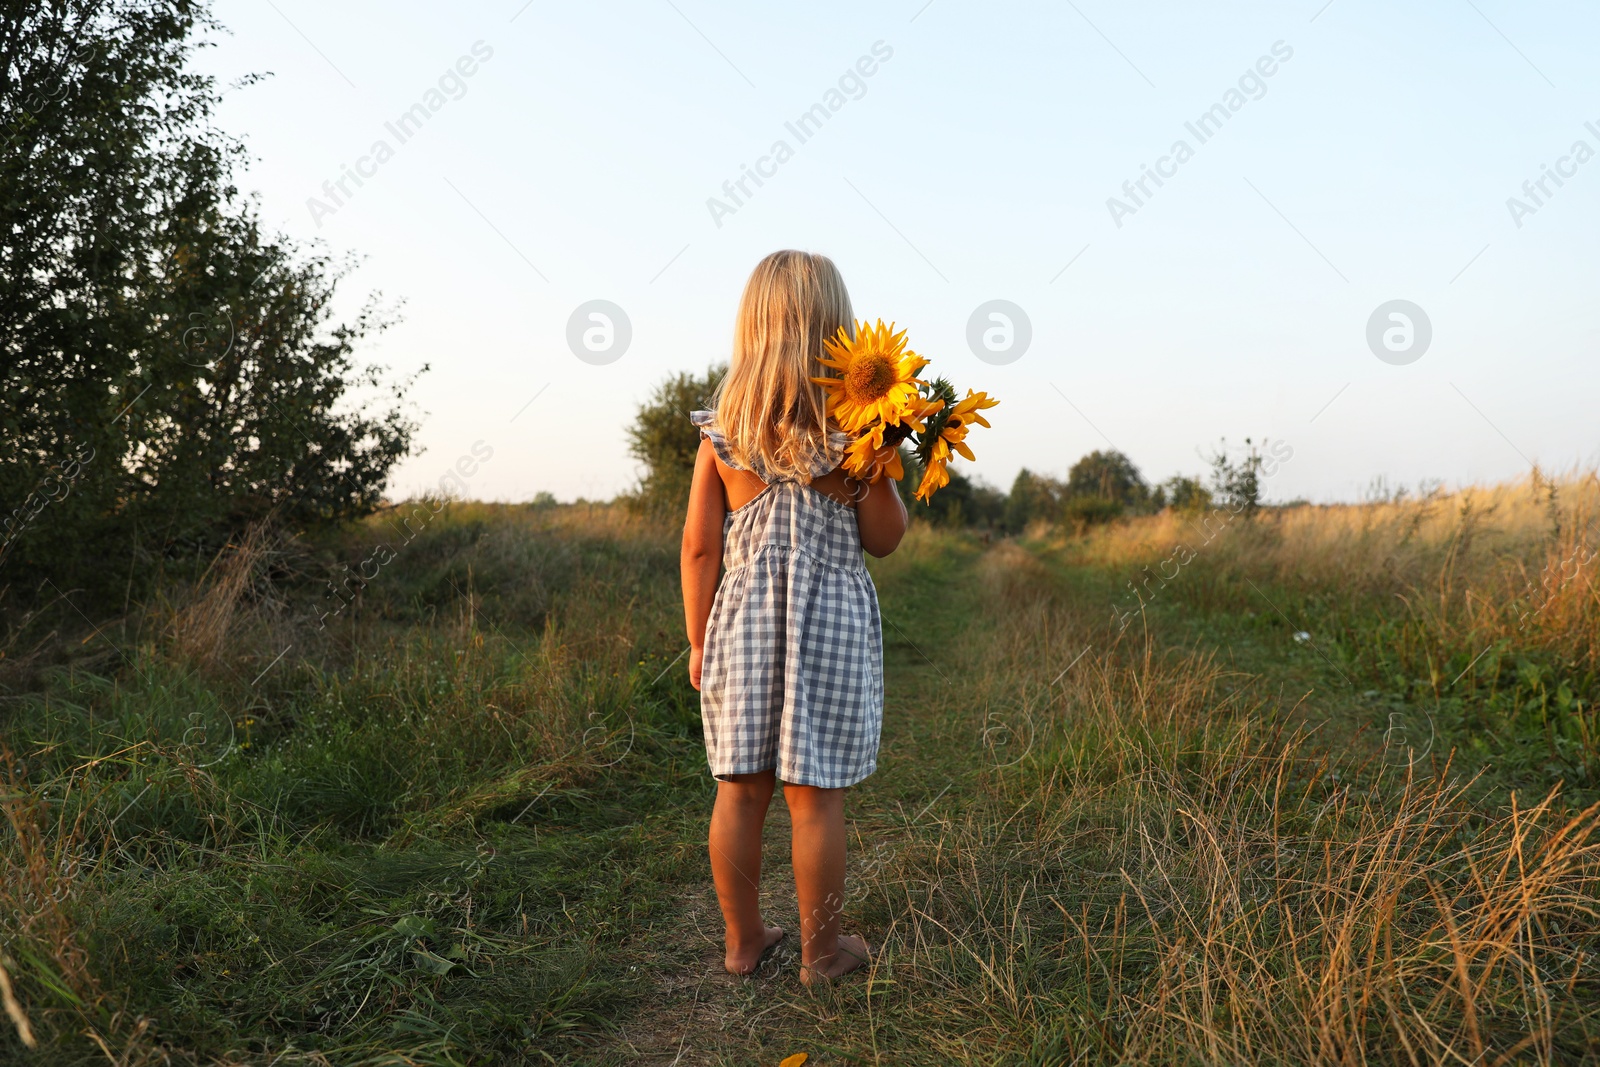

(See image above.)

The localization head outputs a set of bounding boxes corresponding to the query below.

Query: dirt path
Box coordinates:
[597,537,988,1065]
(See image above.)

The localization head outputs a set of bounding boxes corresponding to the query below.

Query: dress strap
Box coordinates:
[690,409,851,482]
[690,410,746,471]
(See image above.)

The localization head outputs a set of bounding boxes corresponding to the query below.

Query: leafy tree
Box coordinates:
[1066,450,1147,506]
[626,364,727,512]
[1003,468,1065,533]
[890,446,923,511]
[0,0,420,601]
[1161,474,1212,514]
[1057,449,1149,527]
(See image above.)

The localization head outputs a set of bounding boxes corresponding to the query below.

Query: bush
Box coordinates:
[625,365,726,515]
[1063,495,1124,528]
[1206,437,1267,516]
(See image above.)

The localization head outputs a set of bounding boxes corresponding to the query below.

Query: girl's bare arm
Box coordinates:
[681,439,726,689]
[856,473,908,558]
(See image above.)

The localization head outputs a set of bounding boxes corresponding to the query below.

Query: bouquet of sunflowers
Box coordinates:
[813,319,998,503]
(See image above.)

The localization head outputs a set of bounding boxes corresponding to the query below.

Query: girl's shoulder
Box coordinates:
[690,410,744,472]
[690,409,852,482]
[692,410,771,510]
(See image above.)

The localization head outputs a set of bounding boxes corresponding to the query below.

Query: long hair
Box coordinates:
[712,250,853,483]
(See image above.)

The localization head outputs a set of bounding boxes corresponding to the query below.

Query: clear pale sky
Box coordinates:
[196,0,1600,504]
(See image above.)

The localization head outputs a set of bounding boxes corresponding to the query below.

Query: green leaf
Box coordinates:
[392,915,437,940]
[411,948,458,976]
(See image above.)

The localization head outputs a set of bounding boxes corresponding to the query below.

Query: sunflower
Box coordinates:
[914,436,952,504]
[913,389,999,503]
[813,319,929,433]
[933,389,999,462]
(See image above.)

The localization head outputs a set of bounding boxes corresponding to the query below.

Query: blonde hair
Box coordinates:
[712,250,853,483]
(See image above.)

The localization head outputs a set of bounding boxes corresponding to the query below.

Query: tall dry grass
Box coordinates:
[833,532,1600,1064]
[167,521,279,669]
[4,487,1598,1063]
[1038,469,1600,791]
[1072,469,1600,664]
[0,745,163,1063]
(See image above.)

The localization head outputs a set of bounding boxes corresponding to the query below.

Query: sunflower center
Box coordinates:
[842,353,896,404]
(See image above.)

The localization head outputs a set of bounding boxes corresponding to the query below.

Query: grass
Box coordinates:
[1,474,1598,1064]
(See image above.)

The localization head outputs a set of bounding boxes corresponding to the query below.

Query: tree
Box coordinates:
[918,470,1004,529]
[1161,475,1212,514]
[1060,449,1149,527]
[1066,450,1147,506]
[626,364,726,512]
[1003,468,1065,533]
[0,0,421,601]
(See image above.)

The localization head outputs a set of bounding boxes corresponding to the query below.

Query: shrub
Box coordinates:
[1063,495,1124,528]
[1207,437,1268,516]
[625,364,726,514]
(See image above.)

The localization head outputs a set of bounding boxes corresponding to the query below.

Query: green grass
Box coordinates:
[3,498,1599,1064]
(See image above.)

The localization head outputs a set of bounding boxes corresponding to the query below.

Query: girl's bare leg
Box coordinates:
[785,782,869,984]
[709,770,784,974]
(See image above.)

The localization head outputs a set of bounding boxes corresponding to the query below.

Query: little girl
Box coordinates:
[681,250,907,984]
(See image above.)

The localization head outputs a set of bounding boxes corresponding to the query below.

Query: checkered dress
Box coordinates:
[691,410,884,788]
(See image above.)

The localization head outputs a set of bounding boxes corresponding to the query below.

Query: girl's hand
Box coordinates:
[689,647,703,690]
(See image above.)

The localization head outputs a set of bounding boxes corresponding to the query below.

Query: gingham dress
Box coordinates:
[692,410,885,789]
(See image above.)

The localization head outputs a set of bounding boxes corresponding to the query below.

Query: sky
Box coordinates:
[195,0,1600,505]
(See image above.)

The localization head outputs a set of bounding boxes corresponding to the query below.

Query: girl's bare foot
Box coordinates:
[725,924,785,975]
[800,933,870,986]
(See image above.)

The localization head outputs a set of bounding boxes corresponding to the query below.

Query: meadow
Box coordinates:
[2,472,1598,1065]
